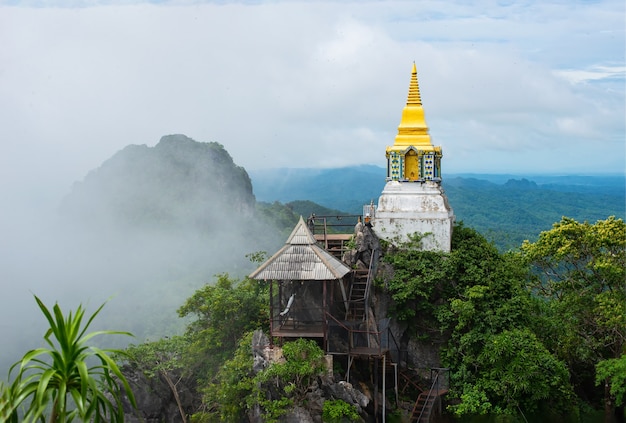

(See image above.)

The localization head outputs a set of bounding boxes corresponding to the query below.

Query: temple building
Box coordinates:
[372,64,455,252]
[248,66,455,419]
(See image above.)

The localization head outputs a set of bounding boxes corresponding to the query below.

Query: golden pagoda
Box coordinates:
[385,63,442,182]
[373,63,454,251]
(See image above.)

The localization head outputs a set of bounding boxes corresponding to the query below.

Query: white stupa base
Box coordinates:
[372,180,455,252]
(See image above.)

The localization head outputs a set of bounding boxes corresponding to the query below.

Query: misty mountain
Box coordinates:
[61,134,255,231]
[249,166,626,250]
[1,135,282,375]
[56,134,277,291]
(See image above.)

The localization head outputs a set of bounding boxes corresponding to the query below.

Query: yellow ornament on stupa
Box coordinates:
[385,63,442,182]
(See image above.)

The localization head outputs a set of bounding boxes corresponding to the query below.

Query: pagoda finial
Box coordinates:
[407,62,422,106]
[391,63,432,148]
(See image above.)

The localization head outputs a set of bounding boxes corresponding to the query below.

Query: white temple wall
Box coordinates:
[373,181,454,252]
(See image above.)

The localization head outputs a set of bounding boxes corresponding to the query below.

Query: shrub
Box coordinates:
[322,399,359,422]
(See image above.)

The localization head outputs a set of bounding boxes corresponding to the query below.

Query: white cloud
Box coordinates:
[0,0,623,202]
[553,65,626,85]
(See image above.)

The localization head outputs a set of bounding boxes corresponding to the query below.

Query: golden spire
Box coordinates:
[391,63,434,149]
[407,62,422,105]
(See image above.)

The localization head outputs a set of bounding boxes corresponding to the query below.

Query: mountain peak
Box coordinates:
[61,135,254,230]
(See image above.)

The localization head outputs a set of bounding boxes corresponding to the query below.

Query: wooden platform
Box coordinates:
[314,234,353,241]
[271,324,325,338]
[349,347,390,358]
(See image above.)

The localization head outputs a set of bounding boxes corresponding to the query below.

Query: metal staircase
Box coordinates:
[409,368,449,423]
[410,391,438,423]
[346,268,369,321]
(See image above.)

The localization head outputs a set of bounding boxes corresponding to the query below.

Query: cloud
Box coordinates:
[553,64,626,85]
[0,0,623,187]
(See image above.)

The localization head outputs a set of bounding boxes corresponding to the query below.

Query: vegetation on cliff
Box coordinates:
[114,216,624,422]
[3,212,623,421]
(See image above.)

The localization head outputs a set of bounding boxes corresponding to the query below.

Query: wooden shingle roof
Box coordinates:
[249,216,351,281]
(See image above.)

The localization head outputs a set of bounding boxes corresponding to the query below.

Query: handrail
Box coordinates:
[326,311,351,332]
[308,214,362,235]
[364,250,374,307]
[323,217,329,249]
[385,323,403,364]
[416,371,440,423]
[325,311,354,355]
[326,311,399,357]
[363,252,374,346]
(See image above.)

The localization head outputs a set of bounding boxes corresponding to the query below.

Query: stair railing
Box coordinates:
[364,250,375,346]
[416,371,441,423]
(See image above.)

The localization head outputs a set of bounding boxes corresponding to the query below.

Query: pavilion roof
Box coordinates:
[249,216,351,281]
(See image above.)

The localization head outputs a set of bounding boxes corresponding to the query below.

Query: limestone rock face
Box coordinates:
[345,219,381,270]
[281,406,317,423]
[118,365,198,423]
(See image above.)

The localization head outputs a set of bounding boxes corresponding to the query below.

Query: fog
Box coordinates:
[0,137,280,376]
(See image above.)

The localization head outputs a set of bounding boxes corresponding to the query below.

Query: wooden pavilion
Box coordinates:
[249,216,351,346]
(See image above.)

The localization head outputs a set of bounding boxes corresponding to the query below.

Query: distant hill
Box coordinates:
[250,165,386,213]
[250,166,626,250]
[61,134,256,231]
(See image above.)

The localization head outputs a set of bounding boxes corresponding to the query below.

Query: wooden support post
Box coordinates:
[269,280,274,346]
[323,280,327,351]
[374,358,379,423]
[382,354,386,423]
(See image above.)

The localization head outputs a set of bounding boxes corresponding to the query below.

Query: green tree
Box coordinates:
[193,331,258,422]
[177,273,269,381]
[122,336,191,422]
[194,336,326,423]
[384,223,574,417]
[4,296,135,422]
[451,328,572,417]
[382,223,521,336]
[521,216,626,418]
[322,399,360,423]
[382,245,448,326]
[596,355,626,408]
[444,252,573,418]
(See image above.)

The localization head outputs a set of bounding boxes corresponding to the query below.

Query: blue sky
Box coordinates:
[0,0,624,206]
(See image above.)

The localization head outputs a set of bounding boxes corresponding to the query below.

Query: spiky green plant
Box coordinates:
[6,296,136,422]
[0,380,17,422]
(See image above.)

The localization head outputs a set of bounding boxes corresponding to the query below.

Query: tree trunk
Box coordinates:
[161,370,187,423]
[605,377,616,423]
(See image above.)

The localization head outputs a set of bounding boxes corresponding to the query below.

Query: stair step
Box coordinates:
[347,268,371,322]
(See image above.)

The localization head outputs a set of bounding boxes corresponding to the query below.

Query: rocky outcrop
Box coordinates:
[117,365,199,423]
[250,330,370,423]
[344,219,381,270]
